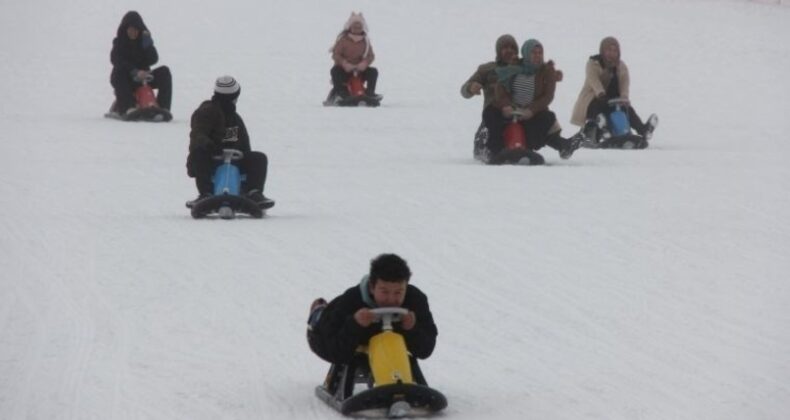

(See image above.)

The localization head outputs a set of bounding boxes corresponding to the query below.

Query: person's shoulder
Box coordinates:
[331,284,363,304]
[324,284,364,313]
[476,61,496,72]
[195,100,216,112]
[406,284,430,301]
[191,100,217,119]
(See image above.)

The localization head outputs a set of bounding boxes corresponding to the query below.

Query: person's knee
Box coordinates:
[248,151,268,167]
[153,66,172,84]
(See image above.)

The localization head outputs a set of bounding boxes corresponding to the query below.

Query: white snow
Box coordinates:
[1,0,789,419]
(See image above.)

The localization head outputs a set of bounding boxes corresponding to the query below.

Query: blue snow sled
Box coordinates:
[586,98,648,150]
[608,100,631,137]
[190,149,264,219]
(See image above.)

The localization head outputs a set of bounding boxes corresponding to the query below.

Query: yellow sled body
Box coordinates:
[368,331,413,386]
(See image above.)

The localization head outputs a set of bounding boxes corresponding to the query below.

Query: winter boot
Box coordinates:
[643,114,659,141]
[246,189,275,209]
[582,118,599,146]
[308,298,327,328]
[185,193,212,209]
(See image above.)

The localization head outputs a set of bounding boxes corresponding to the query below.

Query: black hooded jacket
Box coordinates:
[110,11,158,80]
[188,96,251,154]
[311,276,438,365]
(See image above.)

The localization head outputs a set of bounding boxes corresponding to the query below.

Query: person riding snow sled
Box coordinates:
[325,12,381,106]
[108,11,172,118]
[461,34,521,109]
[570,36,658,148]
[461,34,520,162]
[483,39,581,163]
[307,254,437,386]
[185,76,274,210]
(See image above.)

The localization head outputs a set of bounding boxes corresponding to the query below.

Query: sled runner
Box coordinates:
[324,71,382,107]
[581,98,657,150]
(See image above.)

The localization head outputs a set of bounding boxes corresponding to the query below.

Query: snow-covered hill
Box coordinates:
[1,0,789,419]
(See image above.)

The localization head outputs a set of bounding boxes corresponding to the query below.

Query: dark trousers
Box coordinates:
[586,97,647,136]
[187,149,268,195]
[483,105,559,154]
[111,65,172,113]
[330,65,378,96]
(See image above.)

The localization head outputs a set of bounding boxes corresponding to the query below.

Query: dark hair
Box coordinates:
[369,254,411,284]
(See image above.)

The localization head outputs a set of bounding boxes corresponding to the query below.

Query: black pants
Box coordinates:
[330,65,378,96]
[586,97,647,136]
[187,149,268,195]
[111,65,172,113]
[483,106,559,154]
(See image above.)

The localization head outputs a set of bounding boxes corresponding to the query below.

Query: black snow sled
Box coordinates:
[315,308,447,418]
[581,98,657,150]
[474,111,546,166]
[324,94,382,107]
[487,148,545,165]
[323,71,382,107]
[186,149,274,220]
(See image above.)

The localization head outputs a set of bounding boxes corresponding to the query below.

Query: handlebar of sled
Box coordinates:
[134,73,154,84]
[213,149,244,163]
[370,307,409,331]
[607,98,630,107]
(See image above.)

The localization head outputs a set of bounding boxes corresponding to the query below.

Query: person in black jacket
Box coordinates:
[185,76,274,209]
[109,11,172,115]
[307,254,437,384]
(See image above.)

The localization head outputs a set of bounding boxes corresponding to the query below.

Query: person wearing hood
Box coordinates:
[185,76,274,209]
[484,39,582,161]
[460,34,520,109]
[570,36,658,143]
[306,254,437,384]
[328,12,380,101]
[109,11,172,115]
[462,35,518,162]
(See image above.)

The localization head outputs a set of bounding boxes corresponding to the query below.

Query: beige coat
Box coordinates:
[570,58,630,126]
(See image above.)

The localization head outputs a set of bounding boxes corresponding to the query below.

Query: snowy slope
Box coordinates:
[1,0,789,419]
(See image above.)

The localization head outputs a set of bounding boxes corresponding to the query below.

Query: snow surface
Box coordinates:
[1,0,789,419]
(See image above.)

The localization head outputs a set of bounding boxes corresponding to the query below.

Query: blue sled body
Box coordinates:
[190,150,264,219]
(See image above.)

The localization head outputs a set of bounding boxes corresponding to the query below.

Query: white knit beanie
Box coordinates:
[214,75,240,95]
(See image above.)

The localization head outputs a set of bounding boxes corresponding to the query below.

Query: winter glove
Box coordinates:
[356,60,368,72]
[519,108,534,120]
[130,69,147,82]
[341,60,355,73]
[141,31,154,49]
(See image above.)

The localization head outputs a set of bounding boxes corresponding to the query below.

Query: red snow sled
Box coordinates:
[105,74,172,122]
[488,110,545,165]
[323,71,382,107]
[503,113,527,150]
[347,72,366,97]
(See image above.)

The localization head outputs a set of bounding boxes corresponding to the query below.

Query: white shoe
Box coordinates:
[644,114,659,140]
